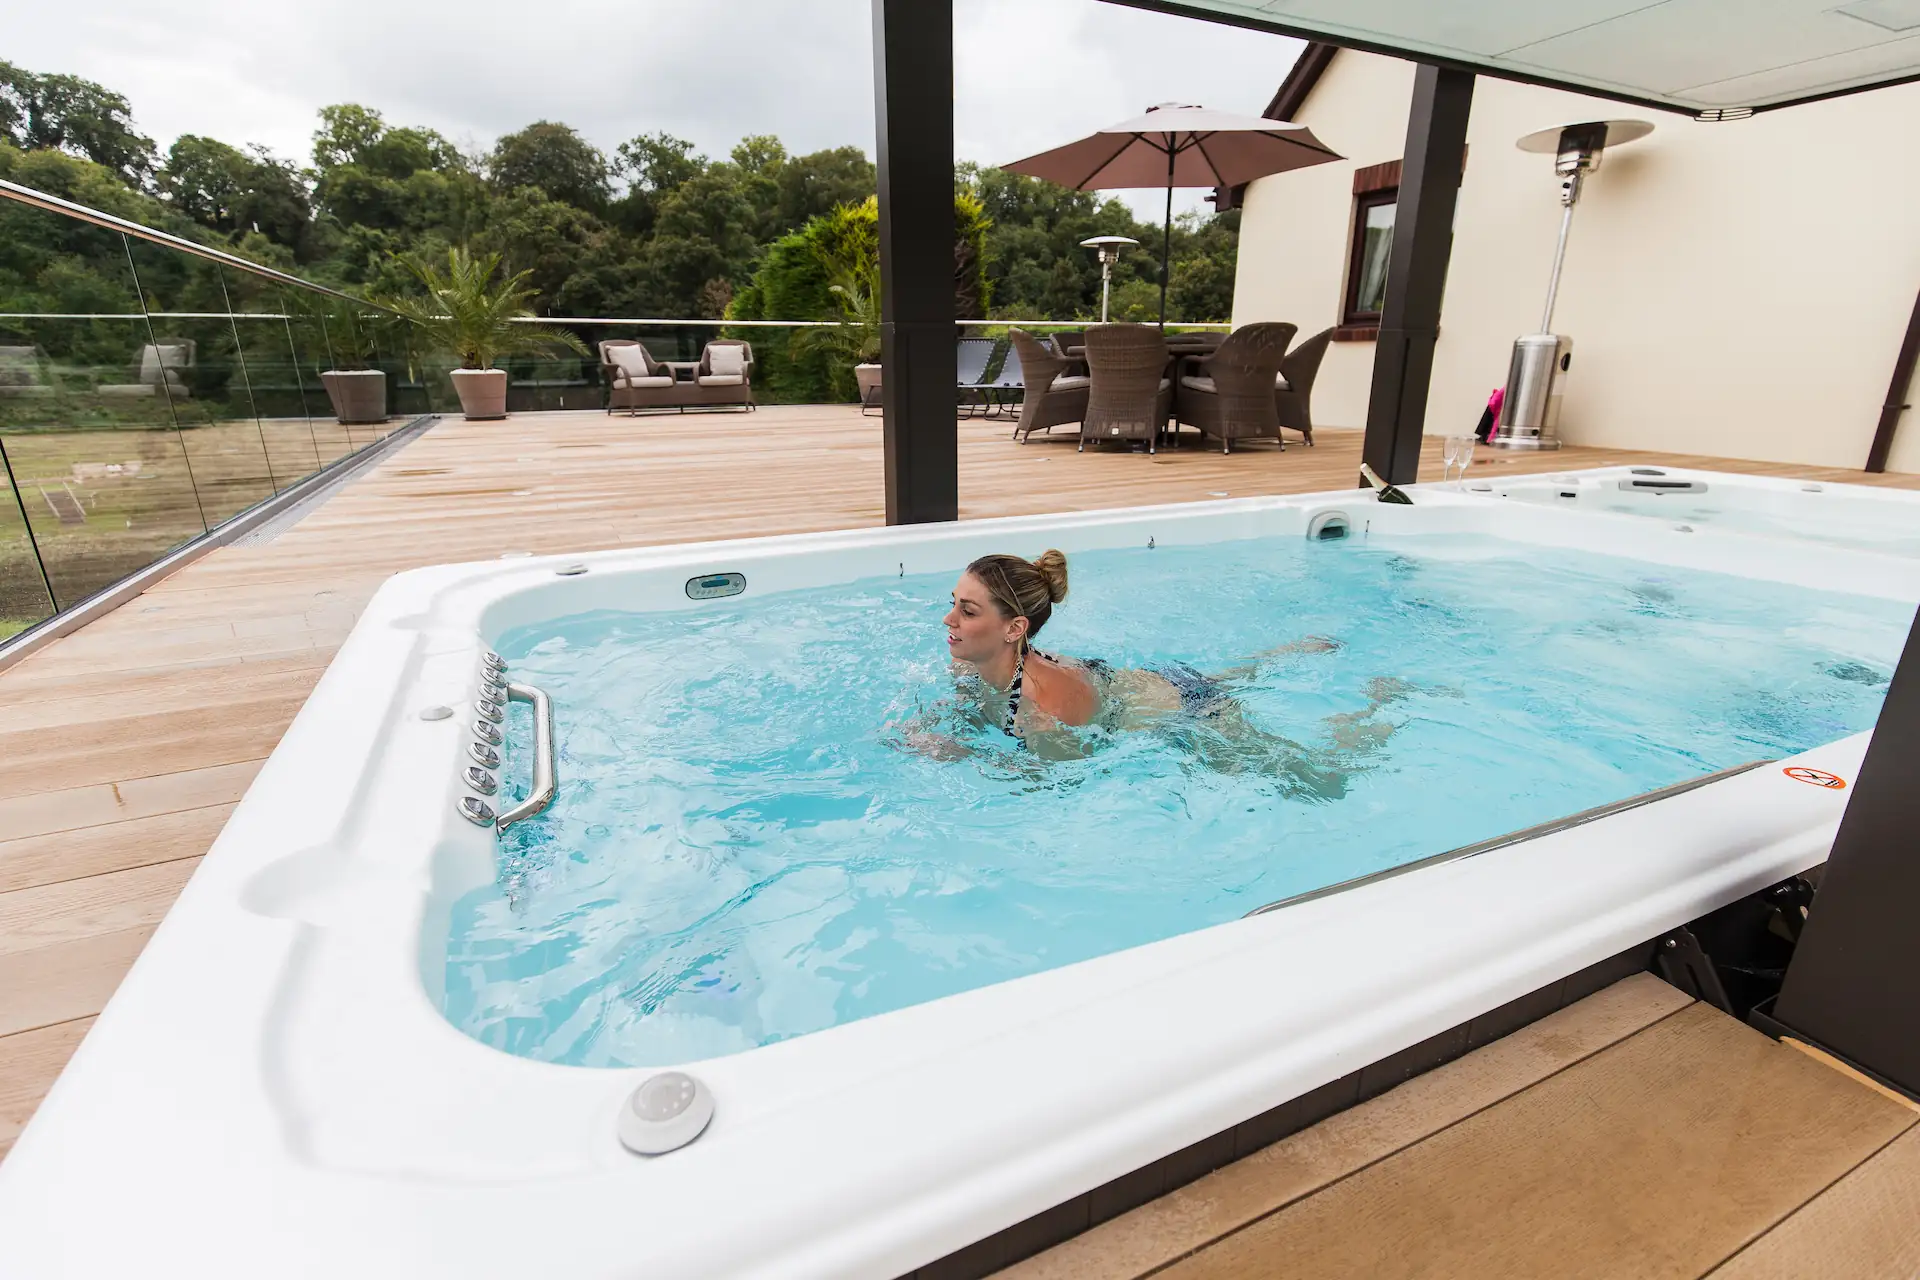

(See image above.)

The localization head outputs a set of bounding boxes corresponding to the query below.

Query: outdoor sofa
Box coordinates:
[601,338,756,413]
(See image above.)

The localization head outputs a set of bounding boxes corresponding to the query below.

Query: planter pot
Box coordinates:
[319,369,389,424]
[854,362,883,408]
[451,368,508,420]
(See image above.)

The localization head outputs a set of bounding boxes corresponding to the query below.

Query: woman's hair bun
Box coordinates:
[1031,548,1069,603]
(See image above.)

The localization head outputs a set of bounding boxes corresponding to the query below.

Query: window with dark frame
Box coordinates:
[1338,159,1403,341]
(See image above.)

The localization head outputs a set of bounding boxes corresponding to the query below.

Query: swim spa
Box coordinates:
[1456,465,1920,558]
[2,487,1915,1278]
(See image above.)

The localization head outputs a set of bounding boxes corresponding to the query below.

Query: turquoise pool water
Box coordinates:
[443,534,1911,1067]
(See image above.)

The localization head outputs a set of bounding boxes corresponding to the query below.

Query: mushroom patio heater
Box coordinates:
[1492,119,1653,449]
[1080,235,1139,323]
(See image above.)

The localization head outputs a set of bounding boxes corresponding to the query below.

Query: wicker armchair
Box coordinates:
[1079,324,1172,453]
[1173,322,1298,453]
[600,339,678,413]
[1047,330,1087,362]
[689,339,755,410]
[1009,329,1088,443]
[1275,327,1333,446]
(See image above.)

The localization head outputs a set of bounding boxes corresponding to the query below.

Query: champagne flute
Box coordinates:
[1454,436,1476,489]
[1440,435,1462,486]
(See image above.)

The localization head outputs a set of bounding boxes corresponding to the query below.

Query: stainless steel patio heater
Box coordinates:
[1080,235,1139,322]
[1492,119,1653,449]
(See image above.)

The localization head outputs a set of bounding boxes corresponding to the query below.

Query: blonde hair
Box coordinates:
[968,550,1069,645]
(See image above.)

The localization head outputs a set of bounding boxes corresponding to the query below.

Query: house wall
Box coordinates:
[1232,50,1920,473]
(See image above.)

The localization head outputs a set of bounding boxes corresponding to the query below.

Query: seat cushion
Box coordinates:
[609,344,655,378]
[1180,375,1216,394]
[624,375,676,388]
[697,373,745,387]
[1049,375,1089,392]
[1275,371,1293,391]
[139,344,191,386]
[706,344,747,378]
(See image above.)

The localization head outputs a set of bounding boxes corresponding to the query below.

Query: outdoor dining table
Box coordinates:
[1062,335,1220,359]
[1063,339,1227,452]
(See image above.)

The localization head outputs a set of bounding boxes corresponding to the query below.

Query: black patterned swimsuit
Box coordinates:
[1002,648,1111,736]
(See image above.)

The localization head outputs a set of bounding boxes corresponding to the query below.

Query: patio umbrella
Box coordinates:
[1003,104,1342,326]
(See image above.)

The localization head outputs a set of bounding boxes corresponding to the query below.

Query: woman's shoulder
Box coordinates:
[1030,651,1103,726]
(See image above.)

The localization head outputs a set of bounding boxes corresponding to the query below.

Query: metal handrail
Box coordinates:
[0,177,399,313]
[1242,759,1773,919]
[497,682,558,830]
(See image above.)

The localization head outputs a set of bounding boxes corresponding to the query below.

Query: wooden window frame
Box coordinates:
[1337,159,1402,342]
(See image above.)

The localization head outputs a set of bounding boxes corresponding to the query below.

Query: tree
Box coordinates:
[474,186,613,312]
[729,134,786,178]
[617,132,704,195]
[1167,208,1240,323]
[638,169,765,317]
[311,105,472,241]
[0,62,155,186]
[312,104,387,171]
[610,132,706,238]
[490,121,609,211]
[160,136,312,253]
[776,146,874,234]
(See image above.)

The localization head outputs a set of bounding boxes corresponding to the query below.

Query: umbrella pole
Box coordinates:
[1158,140,1174,330]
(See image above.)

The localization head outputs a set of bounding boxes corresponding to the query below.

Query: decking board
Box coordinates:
[1709,1125,1920,1279]
[1000,974,1695,1280]
[1149,1003,1916,1280]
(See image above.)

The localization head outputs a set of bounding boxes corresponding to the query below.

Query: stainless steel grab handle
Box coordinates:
[495,681,557,830]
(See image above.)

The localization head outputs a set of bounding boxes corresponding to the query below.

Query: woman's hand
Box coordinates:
[897,729,973,761]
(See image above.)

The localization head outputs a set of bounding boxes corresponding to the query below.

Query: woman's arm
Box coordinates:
[1207,635,1341,683]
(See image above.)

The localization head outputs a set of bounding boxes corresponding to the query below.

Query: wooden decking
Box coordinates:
[998,974,1920,1280]
[3,405,1918,1173]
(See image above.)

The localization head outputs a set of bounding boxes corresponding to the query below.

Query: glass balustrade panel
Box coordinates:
[123,238,278,524]
[0,216,213,610]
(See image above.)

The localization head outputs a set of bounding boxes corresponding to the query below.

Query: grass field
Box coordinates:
[1,413,402,630]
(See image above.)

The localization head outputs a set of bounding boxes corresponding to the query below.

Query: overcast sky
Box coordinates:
[7,0,1303,219]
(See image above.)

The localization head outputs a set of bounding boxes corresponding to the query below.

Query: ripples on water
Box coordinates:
[442,535,1909,1066]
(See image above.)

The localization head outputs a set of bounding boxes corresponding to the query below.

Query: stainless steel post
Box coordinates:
[1540,200,1576,333]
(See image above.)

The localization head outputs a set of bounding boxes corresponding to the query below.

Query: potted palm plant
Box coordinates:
[301,296,389,425]
[382,248,586,420]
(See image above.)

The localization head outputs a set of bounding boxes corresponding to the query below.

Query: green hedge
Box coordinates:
[729,195,989,403]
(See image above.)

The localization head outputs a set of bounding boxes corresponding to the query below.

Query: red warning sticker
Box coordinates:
[1782,766,1847,790]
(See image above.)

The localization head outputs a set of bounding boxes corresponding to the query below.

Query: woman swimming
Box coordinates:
[916,549,1410,794]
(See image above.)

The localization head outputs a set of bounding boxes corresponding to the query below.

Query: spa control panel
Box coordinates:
[686,572,746,600]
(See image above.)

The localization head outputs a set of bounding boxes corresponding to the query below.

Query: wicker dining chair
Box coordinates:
[1079,324,1172,454]
[1172,321,1298,453]
[1009,329,1089,442]
[1275,326,1333,446]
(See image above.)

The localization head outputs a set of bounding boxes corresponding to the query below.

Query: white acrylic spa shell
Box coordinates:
[3,473,1918,1278]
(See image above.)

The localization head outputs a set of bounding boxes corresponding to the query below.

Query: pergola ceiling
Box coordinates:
[1116,0,1920,115]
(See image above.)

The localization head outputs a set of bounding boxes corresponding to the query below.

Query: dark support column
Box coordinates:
[1361,65,1474,486]
[1864,284,1920,473]
[1769,602,1920,1097]
[872,0,957,525]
